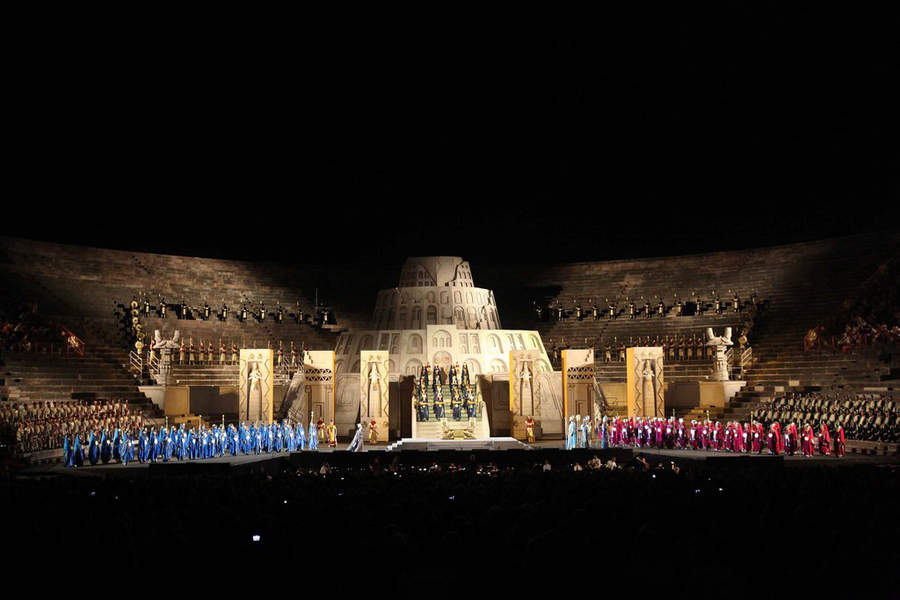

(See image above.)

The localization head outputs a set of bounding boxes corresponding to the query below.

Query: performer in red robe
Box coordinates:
[751,422,763,453]
[774,422,784,454]
[801,425,815,457]
[818,423,831,456]
[732,422,744,453]
[833,424,846,457]
[766,425,778,454]
[782,424,794,456]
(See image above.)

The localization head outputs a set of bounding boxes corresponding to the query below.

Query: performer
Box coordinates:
[801,424,815,457]
[369,420,378,444]
[419,386,429,421]
[307,413,318,450]
[819,423,832,456]
[566,416,577,450]
[220,301,229,321]
[451,388,462,421]
[202,301,211,321]
[525,416,535,443]
[833,424,846,457]
[465,387,476,419]
[347,422,364,452]
[434,385,445,419]
[231,341,239,365]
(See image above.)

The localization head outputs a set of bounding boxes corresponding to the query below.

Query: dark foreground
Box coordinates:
[3,449,898,597]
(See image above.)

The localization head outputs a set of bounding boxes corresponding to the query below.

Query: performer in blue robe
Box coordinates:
[566,416,577,450]
[241,424,251,455]
[285,422,295,452]
[230,425,239,456]
[112,428,121,462]
[88,431,100,465]
[119,432,133,465]
[138,429,148,463]
[347,423,364,452]
[307,418,318,450]
[100,430,112,464]
[63,434,72,468]
[149,429,159,462]
[297,423,306,450]
[72,434,84,467]
[420,388,429,422]
[175,427,185,461]
[599,417,609,450]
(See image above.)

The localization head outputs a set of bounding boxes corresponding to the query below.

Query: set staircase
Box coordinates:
[412,382,486,439]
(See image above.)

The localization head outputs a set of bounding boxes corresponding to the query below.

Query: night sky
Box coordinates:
[2,4,898,267]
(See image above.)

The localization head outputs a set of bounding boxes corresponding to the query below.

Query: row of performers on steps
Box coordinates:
[61,414,364,467]
[414,363,475,421]
[550,336,720,363]
[132,296,332,325]
[605,335,718,361]
[539,293,757,322]
[413,383,477,422]
[148,340,305,367]
[563,416,847,457]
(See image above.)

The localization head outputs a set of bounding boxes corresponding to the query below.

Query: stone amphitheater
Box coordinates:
[1,230,899,459]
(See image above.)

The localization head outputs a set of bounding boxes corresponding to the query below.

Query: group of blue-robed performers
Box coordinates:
[413,362,477,422]
[63,415,325,467]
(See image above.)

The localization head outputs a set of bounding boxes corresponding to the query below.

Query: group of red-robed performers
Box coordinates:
[599,416,846,457]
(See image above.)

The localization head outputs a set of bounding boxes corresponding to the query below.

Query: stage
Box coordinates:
[22,438,899,478]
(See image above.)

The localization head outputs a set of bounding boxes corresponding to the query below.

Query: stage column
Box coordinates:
[360,351,390,443]
[625,346,665,418]
[239,348,274,423]
[562,349,598,423]
[509,349,542,440]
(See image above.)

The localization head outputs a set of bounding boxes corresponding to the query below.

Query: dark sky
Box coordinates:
[2,4,898,267]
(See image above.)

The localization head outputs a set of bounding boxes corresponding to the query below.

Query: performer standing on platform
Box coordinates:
[833,424,846,457]
[451,388,462,421]
[525,416,535,443]
[420,385,429,421]
[369,420,378,444]
[566,416,577,450]
[308,413,318,450]
[347,422,364,452]
[326,420,337,447]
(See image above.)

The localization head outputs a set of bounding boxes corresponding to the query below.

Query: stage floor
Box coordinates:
[21,439,898,477]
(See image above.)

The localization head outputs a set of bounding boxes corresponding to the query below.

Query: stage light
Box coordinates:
[252,535,261,542]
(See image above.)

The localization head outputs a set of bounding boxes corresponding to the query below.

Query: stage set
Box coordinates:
[127,257,749,457]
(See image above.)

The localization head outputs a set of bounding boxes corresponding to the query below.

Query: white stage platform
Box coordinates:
[385,437,532,452]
